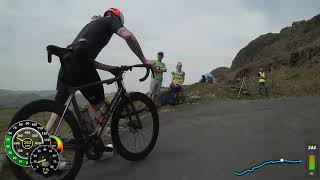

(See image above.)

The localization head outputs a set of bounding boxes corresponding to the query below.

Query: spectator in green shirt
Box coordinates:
[150,51,167,104]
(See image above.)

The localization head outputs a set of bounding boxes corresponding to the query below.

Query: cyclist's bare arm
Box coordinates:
[94,61,117,71]
[116,27,153,65]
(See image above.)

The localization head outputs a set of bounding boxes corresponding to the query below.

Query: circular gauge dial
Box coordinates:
[30,145,60,176]
[4,120,50,167]
[50,135,63,155]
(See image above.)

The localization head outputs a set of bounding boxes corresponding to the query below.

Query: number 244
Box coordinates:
[308,145,317,150]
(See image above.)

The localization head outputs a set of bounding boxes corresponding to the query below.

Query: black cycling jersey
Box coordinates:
[71,13,123,61]
[55,14,123,105]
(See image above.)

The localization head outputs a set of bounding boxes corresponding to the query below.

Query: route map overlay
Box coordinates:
[234,159,302,176]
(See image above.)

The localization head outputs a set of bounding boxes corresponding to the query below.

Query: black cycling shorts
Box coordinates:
[55,53,104,105]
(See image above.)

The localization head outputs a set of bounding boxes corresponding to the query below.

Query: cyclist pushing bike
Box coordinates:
[7,7,159,180]
[8,8,159,180]
[47,8,153,142]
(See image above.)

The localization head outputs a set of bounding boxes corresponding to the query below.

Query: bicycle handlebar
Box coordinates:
[117,64,153,82]
[46,45,72,63]
[47,51,52,63]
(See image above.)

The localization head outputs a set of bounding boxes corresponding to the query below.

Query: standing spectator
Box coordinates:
[170,62,185,93]
[150,52,167,104]
[258,67,268,97]
[199,75,206,83]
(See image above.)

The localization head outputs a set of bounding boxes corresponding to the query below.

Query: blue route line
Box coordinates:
[234,159,302,176]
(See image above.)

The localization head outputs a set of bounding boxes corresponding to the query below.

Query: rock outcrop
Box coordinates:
[212,14,320,81]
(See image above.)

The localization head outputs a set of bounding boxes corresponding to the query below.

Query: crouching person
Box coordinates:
[170,62,185,104]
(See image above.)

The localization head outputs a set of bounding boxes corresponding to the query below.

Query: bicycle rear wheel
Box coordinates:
[111,92,159,161]
[7,99,84,180]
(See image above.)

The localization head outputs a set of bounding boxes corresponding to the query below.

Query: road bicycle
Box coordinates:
[7,45,159,180]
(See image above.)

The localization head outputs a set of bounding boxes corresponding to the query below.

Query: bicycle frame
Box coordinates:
[52,73,129,139]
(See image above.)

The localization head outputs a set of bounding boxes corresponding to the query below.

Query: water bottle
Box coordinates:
[94,103,109,129]
[80,107,94,133]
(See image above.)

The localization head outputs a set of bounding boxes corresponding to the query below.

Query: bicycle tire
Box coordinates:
[7,99,84,180]
[111,92,159,161]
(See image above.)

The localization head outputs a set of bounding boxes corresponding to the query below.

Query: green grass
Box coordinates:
[0,108,18,145]
[0,107,17,123]
[158,60,320,112]
[182,81,256,101]
[243,62,320,97]
[0,107,17,180]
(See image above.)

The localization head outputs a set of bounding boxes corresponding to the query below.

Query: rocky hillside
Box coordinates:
[212,14,320,81]
[208,14,320,97]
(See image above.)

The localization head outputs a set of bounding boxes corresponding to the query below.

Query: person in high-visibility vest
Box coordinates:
[258,67,268,97]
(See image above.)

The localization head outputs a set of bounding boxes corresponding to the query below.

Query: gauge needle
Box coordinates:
[16,137,24,142]
[37,159,47,164]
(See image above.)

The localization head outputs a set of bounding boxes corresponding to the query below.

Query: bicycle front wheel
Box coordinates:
[111,92,159,161]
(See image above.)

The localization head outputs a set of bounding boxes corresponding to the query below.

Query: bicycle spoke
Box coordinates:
[122,132,131,150]
[134,133,138,153]
[118,104,154,153]
[138,130,147,148]
[136,132,142,153]
[128,133,135,152]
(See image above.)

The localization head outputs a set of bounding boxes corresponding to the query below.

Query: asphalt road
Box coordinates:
[77,96,320,180]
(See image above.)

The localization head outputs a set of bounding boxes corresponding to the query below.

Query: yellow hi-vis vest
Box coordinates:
[258,72,266,83]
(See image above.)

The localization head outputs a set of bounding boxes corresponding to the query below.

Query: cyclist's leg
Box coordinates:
[50,81,78,170]
[80,84,105,111]
[47,55,78,132]
[76,67,114,152]
[79,67,106,111]
[46,79,70,132]
[79,67,110,134]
